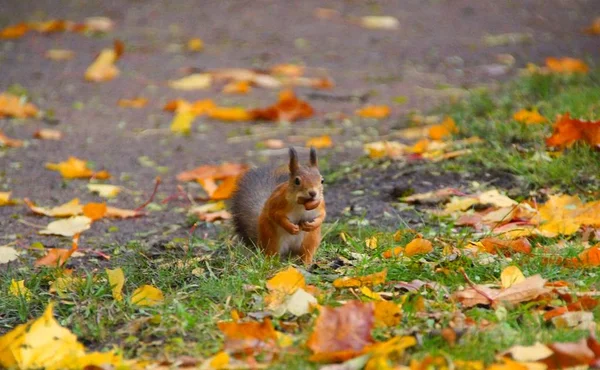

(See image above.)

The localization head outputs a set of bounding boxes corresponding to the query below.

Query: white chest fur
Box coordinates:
[277,204,319,257]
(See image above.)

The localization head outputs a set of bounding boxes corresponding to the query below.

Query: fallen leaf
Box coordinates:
[264,139,285,149]
[373,301,402,327]
[269,288,317,317]
[551,311,595,330]
[501,266,526,288]
[168,73,212,90]
[0,303,122,369]
[545,113,600,149]
[0,130,23,148]
[0,246,19,264]
[177,163,248,182]
[365,236,378,249]
[118,97,148,108]
[189,201,231,222]
[85,40,123,82]
[356,105,390,119]
[46,157,110,179]
[479,238,532,256]
[9,279,31,301]
[218,319,278,355]
[535,194,583,237]
[500,342,554,362]
[222,80,251,95]
[545,57,589,74]
[250,89,314,123]
[34,234,80,267]
[87,184,121,198]
[208,106,252,121]
[0,192,16,206]
[364,336,416,370]
[570,245,600,267]
[33,128,62,140]
[83,203,107,221]
[24,198,84,217]
[333,269,387,288]
[453,274,549,308]
[39,216,92,237]
[584,17,600,35]
[359,16,399,30]
[106,267,125,301]
[542,337,600,369]
[513,109,546,124]
[0,93,38,118]
[307,301,375,362]
[0,23,29,39]
[131,285,164,306]
[404,238,433,257]
[45,49,75,61]
[271,64,305,77]
[187,38,204,52]
[364,141,406,160]
[105,206,143,219]
[429,117,458,140]
[306,135,332,149]
[267,266,306,294]
[83,16,114,32]
[401,188,462,205]
[170,111,196,134]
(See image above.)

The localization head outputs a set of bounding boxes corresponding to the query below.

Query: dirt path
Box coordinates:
[1,0,599,251]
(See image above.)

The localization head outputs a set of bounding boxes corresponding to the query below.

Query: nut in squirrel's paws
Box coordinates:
[303,199,321,210]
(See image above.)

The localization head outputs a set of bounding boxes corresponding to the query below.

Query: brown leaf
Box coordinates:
[35,234,80,267]
[479,238,532,256]
[542,337,600,369]
[306,301,375,363]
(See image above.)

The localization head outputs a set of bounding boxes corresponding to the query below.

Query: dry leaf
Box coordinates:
[131,285,164,306]
[401,188,462,205]
[0,93,38,118]
[177,163,248,182]
[105,206,143,219]
[168,73,212,90]
[106,268,125,301]
[0,192,16,206]
[170,111,196,134]
[187,38,204,52]
[85,40,123,82]
[545,57,589,74]
[356,105,390,119]
[9,279,31,301]
[584,17,600,35]
[513,109,546,124]
[0,131,23,147]
[404,238,433,257]
[24,198,83,217]
[0,246,19,264]
[250,89,314,123]
[45,49,75,61]
[0,23,29,39]
[39,216,92,237]
[46,157,110,179]
[34,128,62,140]
[118,97,147,108]
[364,141,406,160]
[306,301,375,363]
[429,117,458,140]
[479,238,532,256]
[374,300,402,327]
[271,64,305,77]
[500,266,526,288]
[359,16,400,30]
[306,135,332,149]
[83,203,107,221]
[333,269,387,288]
[87,184,121,198]
[207,107,252,121]
[222,80,251,95]
[546,113,600,149]
[35,234,80,267]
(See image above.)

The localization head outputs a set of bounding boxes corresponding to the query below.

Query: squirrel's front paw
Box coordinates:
[289,224,301,234]
[300,221,318,232]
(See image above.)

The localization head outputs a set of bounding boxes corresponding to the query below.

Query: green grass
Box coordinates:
[2,70,600,368]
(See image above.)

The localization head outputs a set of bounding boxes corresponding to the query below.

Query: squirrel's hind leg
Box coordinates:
[299,231,321,265]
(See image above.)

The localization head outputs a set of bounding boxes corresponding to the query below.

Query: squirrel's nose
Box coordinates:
[308,190,317,198]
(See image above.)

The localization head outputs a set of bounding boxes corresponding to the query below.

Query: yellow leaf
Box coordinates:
[360,286,383,300]
[118,97,148,108]
[87,184,121,198]
[207,107,251,121]
[39,216,92,237]
[333,269,387,288]
[501,266,526,289]
[106,268,125,301]
[45,49,75,61]
[305,135,332,149]
[359,16,400,30]
[34,128,63,140]
[404,238,433,257]
[187,38,204,52]
[46,157,107,179]
[0,192,16,206]
[266,266,305,294]
[131,284,164,306]
[535,194,583,237]
[24,198,83,217]
[365,236,378,249]
[356,105,390,119]
[49,276,84,297]
[9,279,31,301]
[513,109,546,124]
[168,73,212,90]
[207,351,230,369]
[170,111,196,134]
[374,300,402,327]
[428,117,457,140]
[364,141,406,159]
[222,80,251,95]
[85,48,119,82]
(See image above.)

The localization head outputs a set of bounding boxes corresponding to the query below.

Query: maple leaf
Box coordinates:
[453,274,549,308]
[250,89,314,123]
[513,109,546,124]
[307,301,376,363]
[35,234,80,267]
[39,216,92,237]
[479,238,532,256]
[85,40,124,82]
[356,105,390,119]
[0,92,39,118]
[545,57,589,74]
[546,113,600,149]
[333,269,387,288]
[218,319,278,355]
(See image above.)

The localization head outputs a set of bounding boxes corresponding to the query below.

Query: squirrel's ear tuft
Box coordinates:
[309,147,318,167]
[289,147,299,174]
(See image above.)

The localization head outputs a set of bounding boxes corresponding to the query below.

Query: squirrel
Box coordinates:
[231,147,326,265]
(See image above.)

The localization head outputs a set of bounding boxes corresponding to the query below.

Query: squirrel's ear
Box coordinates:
[309,147,318,167]
[289,147,299,174]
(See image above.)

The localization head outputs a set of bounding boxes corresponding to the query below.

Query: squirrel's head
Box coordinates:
[288,147,324,207]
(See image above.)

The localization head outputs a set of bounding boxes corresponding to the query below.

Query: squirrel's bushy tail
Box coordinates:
[230,166,286,246]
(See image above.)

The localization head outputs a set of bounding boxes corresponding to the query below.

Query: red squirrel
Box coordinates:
[231,147,326,265]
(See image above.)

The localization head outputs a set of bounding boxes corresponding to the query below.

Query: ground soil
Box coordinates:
[1,0,599,253]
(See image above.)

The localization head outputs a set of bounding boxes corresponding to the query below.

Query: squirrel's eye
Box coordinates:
[321,177,324,184]
[294,177,301,185]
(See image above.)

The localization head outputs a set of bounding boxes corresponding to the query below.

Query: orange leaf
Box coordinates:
[270,64,305,77]
[35,234,80,267]
[333,269,387,288]
[356,105,390,119]
[545,57,589,74]
[479,238,532,256]
[0,93,39,118]
[305,135,332,149]
[45,157,94,179]
[177,163,248,182]
[250,89,314,123]
[570,245,600,267]
[0,23,29,39]
[0,130,23,148]
[210,176,240,200]
[222,80,251,95]
[218,319,278,355]
[306,301,375,363]
[118,97,148,108]
[382,247,404,258]
[207,107,252,121]
[404,238,433,257]
[546,113,600,149]
[513,109,546,124]
[429,117,458,140]
[83,203,107,221]
[85,41,123,82]
[34,129,62,140]
[584,17,600,35]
